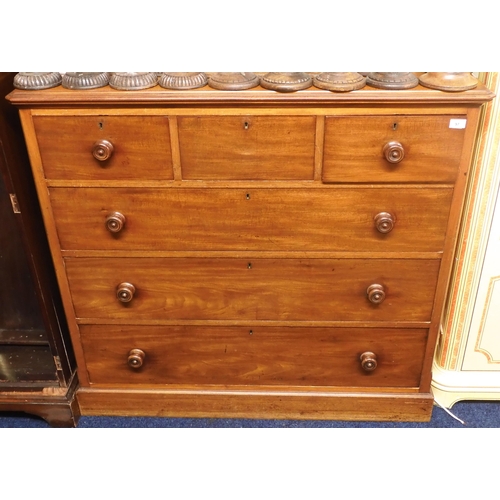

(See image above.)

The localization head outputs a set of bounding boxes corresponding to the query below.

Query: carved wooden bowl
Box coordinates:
[14,72,62,90]
[207,73,260,90]
[109,72,158,90]
[366,72,419,90]
[419,72,478,91]
[313,72,366,92]
[158,72,208,90]
[62,72,110,90]
[260,72,312,92]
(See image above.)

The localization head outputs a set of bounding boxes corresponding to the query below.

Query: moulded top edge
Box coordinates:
[5,83,496,107]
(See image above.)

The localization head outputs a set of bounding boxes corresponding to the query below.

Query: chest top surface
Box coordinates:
[6,82,495,108]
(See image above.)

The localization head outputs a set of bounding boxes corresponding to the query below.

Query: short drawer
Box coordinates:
[32,115,174,180]
[80,325,428,388]
[65,257,440,322]
[178,115,316,180]
[49,187,453,253]
[322,115,467,183]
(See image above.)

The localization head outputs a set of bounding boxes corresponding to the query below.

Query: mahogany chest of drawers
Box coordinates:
[7,82,494,421]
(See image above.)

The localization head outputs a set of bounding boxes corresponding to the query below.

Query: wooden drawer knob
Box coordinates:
[374,212,395,233]
[106,212,126,233]
[360,352,378,372]
[116,282,136,303]
[92,139,114,161]
[127,349,145,369]
[383,141,404,163]
[367,284,385,304]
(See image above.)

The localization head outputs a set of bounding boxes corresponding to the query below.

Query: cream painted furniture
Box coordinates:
[432,72,500,408]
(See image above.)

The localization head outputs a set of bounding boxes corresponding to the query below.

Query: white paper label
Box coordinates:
[449,118,467,129]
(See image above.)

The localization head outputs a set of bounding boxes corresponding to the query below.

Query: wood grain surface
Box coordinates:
[80,324,428,388]
[49,186,453,253]
[178,115,316,180]
[33,115,174,180]
[76,387,434,421]
[64,257,440,322]
[323,115,466,183]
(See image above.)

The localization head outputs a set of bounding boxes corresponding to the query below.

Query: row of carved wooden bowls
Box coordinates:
[13,72,479,93]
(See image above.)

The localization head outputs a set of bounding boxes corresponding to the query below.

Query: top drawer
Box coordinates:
[322,115,467,183]
[32,115,174,180]
[178,115,316,180]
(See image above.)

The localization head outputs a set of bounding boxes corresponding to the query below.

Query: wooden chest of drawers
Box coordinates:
[8,82,494,421]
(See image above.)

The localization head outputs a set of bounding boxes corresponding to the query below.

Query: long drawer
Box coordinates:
[50,187,453,252]
[80,325,428,388]
[65,257,440,322]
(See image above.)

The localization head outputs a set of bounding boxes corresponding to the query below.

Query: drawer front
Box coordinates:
[33,115,174,180]
[65,257,440,322]
[178,116,316,180]
[323,115,467,183]
[80,325,428,388]
[50,187,453,252]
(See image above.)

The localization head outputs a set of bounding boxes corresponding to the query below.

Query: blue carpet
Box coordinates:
[0,400,499,427]
[3,401,498,499]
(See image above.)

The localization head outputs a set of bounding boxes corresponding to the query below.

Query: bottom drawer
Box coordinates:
[80,325,428,388]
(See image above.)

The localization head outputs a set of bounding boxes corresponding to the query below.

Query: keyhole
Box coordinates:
[244,121,249,130]
[246,193,251,200]
[247,263,252,269]
[249,330,253,335]
[392,122,398,131]
[98,121,103,130]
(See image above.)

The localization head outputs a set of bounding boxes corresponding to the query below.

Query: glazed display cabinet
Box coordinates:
[0,72,78,427]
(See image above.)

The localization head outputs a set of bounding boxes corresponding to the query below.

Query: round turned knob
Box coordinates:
[374,212,395,234]
[383,141,405,164]
[367,284,386,304]
[116,282,136,303]
[127,349,145,369]
[360,352,378,372]
[92,139,114,161]
[106,212,126,233]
